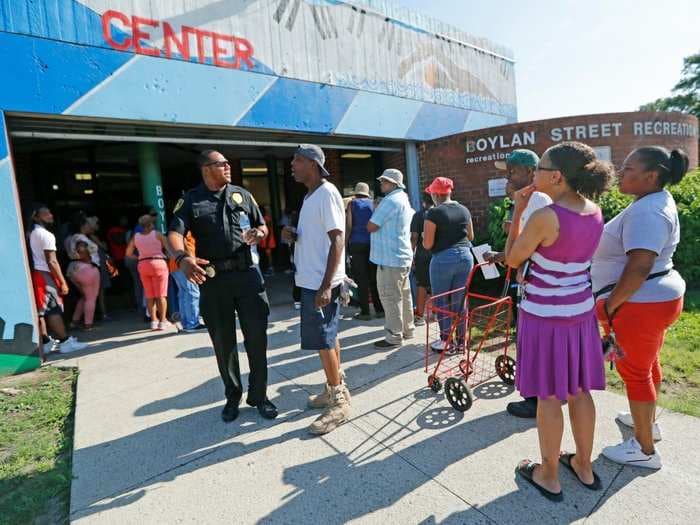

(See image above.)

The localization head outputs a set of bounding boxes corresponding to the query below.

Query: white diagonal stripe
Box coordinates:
[520,297,594,318]
[525,281,591,297]
[531,252,591,274]
[529,269,590,287]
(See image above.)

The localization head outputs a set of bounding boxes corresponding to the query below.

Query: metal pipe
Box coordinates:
[10,131,403,152]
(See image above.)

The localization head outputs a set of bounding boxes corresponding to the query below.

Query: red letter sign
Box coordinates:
[131,16,160,56]
[102,10,132,51]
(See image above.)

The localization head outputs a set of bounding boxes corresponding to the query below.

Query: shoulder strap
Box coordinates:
[593,269,672,299]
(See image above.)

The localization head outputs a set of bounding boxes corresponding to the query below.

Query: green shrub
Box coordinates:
[596,187,633,221]
[486,197,512,251]
[668,169,700,285]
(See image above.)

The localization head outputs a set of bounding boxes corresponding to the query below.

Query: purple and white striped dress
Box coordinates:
[516,203,606,400]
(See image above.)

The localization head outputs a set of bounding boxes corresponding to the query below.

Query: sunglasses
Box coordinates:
[204,160,230,168]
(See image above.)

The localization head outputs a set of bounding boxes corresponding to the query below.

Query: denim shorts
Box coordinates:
[300,286,341,350]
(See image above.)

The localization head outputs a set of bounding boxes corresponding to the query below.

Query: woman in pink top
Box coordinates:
[126,214,171,330]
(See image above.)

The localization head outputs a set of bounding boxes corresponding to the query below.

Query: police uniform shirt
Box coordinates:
[169,183,265,262]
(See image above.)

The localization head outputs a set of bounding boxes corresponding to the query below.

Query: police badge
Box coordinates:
[231,193,243,205]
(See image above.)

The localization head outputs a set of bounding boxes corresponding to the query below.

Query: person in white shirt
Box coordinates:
[28,204,88,355]
[593,147,689,470]
[281,144,350,436]
[487,149,552,419]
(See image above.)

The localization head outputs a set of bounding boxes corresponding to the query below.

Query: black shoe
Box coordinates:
[221,399,240,423]
[181,323,208,333]
[374,339,400,349]
[506,398,538,419]
[247,398,278,420]
[353,312,373,321]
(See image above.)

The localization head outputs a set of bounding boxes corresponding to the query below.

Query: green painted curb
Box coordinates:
[0,353,42,376]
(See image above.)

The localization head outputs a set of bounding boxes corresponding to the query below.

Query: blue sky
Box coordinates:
[399,0,700,122]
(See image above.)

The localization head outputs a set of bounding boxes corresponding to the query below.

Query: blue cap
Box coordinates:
[494,149,540,170]
[295,144,330,177]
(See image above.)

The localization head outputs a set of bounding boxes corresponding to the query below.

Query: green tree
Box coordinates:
[640,52,700,118]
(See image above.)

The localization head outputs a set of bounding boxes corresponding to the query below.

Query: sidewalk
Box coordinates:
[52,304,700,524]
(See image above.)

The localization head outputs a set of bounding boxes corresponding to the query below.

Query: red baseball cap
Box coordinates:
[425,177,454,195]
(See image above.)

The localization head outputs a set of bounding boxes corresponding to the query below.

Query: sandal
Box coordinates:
[559,453,602,491]
[515,460,563,502]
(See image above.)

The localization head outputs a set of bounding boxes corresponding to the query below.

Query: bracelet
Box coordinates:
[175,253,187,265]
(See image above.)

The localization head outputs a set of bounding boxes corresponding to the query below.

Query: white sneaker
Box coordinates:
[58,336,88,354]
[293,302,301,310]
[42,337,58,354]
[157,321,173,331]
[616,411,662,442]
[602,437,662,469]
[150,321,159,331]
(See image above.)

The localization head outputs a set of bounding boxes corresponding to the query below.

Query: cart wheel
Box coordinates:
[495,355,516,385]
[428,375,442,393]
[444,378,473,412]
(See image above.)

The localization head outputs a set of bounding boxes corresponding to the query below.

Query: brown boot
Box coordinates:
[307,370,350,409]
[309,385,351,435]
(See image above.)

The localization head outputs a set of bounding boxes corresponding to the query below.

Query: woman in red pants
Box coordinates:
[592,146,689,470]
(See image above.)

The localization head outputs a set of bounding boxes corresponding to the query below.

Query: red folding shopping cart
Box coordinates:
[425,262,515,412]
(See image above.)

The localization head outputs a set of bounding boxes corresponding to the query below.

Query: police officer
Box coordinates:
[168,149,277,422]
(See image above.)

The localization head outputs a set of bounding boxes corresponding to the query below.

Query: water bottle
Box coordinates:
[239,211,251,233]
[239,212,259,263]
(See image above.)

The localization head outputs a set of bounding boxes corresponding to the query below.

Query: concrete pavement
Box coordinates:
[50,295,700,524]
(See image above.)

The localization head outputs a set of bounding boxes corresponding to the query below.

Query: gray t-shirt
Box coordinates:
[591,190,685,303]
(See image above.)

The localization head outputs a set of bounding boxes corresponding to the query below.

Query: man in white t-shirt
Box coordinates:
[281,145,350,435]
[29,204,88,355]
[488,150,552,419]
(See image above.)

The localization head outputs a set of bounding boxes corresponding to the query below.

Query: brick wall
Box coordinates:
[420,111,699,235]
[381,148,406,174]
[324,149,342,189]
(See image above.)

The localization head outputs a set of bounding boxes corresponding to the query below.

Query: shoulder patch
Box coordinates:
[173,198,185,213]
[250,194,258,207]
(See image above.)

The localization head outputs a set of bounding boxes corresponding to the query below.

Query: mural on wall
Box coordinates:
[1,0,517,131]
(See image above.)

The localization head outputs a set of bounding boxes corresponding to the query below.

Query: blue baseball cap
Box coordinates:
[495,149,540,170]
[295,144,330,177]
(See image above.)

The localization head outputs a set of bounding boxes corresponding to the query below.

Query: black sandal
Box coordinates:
[559,453,602,491]
[516,460,563,502]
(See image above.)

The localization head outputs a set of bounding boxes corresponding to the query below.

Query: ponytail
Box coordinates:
[635,147,689,187]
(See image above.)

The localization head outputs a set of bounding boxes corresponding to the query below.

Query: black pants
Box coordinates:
[199,267,270,405]
[348,243,383,315]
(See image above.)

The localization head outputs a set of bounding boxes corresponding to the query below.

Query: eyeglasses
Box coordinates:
[204,160,230,168]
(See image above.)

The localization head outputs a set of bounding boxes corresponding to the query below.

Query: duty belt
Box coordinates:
[205,256,251,277]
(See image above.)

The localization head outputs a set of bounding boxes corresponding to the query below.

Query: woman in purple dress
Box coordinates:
[505,142,614,501]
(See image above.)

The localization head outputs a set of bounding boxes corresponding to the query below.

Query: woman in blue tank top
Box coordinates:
[347,183,384,320]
